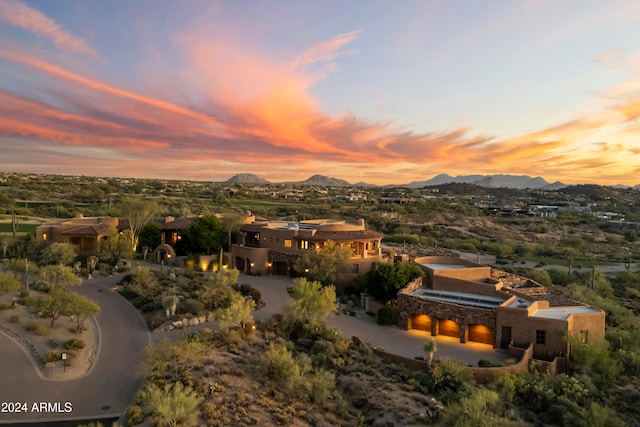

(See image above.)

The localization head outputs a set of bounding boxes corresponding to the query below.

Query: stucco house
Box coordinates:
[397,256,605,360]
[36,215,129,254]
[230,218,383,276]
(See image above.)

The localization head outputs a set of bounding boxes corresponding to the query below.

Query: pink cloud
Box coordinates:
[0,0,101,60]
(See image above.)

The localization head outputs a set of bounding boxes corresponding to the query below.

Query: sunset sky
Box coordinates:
[1,1,639,186]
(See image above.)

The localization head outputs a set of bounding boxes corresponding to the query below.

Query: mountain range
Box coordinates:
[225,173,639,190]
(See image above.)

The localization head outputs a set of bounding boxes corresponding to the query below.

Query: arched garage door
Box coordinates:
[411,315,431,332]
[468,325,494,345]
[438,319,460,339]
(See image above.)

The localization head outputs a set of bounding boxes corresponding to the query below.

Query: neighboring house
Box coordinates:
[397,256,605,360]
[36,214,129,254]
[154,212,256,264]
[230,219,383,276]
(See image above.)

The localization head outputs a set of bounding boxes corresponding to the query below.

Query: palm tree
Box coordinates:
[423,339,437,368]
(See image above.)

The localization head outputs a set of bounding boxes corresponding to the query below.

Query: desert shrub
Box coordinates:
[44,350,61,363]
[25,322,48,336]
[307,368,336,404]
[144,312,166,330]
[427,358,475,403]
[48,339,59,349]
[125,405,144,426]
[8,314,19,323]
[32,281,51,293]
[382,234,420,244]
[64,338,85,350]
[377,306,397,325]
[177,298,206,316]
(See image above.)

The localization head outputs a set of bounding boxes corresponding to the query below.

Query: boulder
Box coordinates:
[189,317,200,326]
[171,321,183,329]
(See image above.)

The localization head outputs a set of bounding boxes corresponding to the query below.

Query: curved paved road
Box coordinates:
[0,274,150,425]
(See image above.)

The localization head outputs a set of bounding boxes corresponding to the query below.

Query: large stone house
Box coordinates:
[36,215,129,255]
[397,256,605,360]
[230,219,383,276]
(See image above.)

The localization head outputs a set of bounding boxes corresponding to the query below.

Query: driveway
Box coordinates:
[0,273,150,425]
[239,274,508,366]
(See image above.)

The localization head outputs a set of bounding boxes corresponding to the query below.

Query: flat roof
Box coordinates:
[420,263,468,270]
[532,307,601,320]
[411,289,505,310]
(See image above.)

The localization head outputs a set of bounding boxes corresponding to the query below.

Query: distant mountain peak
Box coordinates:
[407,174,561,190]
[226,173,271,184]
[291,175,352,186]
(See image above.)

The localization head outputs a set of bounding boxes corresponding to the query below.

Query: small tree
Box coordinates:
[99,229,135,265]
[214,291,255,329]
[293,240,352,285]
[142,381,202,427]
[423,338,437,367]
[0,272,21,294]
[30,287,74,327]
[38,264,82,288]
[69,295,101,333]
[285,277,337,329]
[221,213,245,250]
[363,262,425,302]
[182,214,225,255]
[41,242,77,266]
[122,200,159,252]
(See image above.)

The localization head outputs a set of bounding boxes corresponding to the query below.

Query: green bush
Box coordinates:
[177,298,205,316]
[8,314,19,323]
[377,306,397,325]
[44,350,61,363]
[125,405,144,426]
[64,338,85,350]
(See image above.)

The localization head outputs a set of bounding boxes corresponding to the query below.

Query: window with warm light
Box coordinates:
[284,239,292,248]
[42,233,47,241]
[299,240,309,250]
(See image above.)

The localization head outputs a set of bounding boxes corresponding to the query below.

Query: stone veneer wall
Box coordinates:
[397,293,497,330]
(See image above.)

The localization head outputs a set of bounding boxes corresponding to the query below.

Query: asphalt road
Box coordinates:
[0,274,150,425]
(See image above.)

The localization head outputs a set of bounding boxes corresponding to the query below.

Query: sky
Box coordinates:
[1,1,640,186]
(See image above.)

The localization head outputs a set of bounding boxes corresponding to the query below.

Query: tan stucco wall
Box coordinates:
[497,307,570,359]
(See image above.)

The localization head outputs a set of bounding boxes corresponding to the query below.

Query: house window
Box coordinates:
[299,240,309,250]
[351,264,359,274]
[284,239,292,248]
[535,330,546,345]
[42,233,47,241]
[580,330,589,344]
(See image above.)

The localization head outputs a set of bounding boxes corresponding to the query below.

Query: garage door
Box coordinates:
[411,315,431,332]
[273,262,289,276]
[468,325,494,345]
[438,319,460,338]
